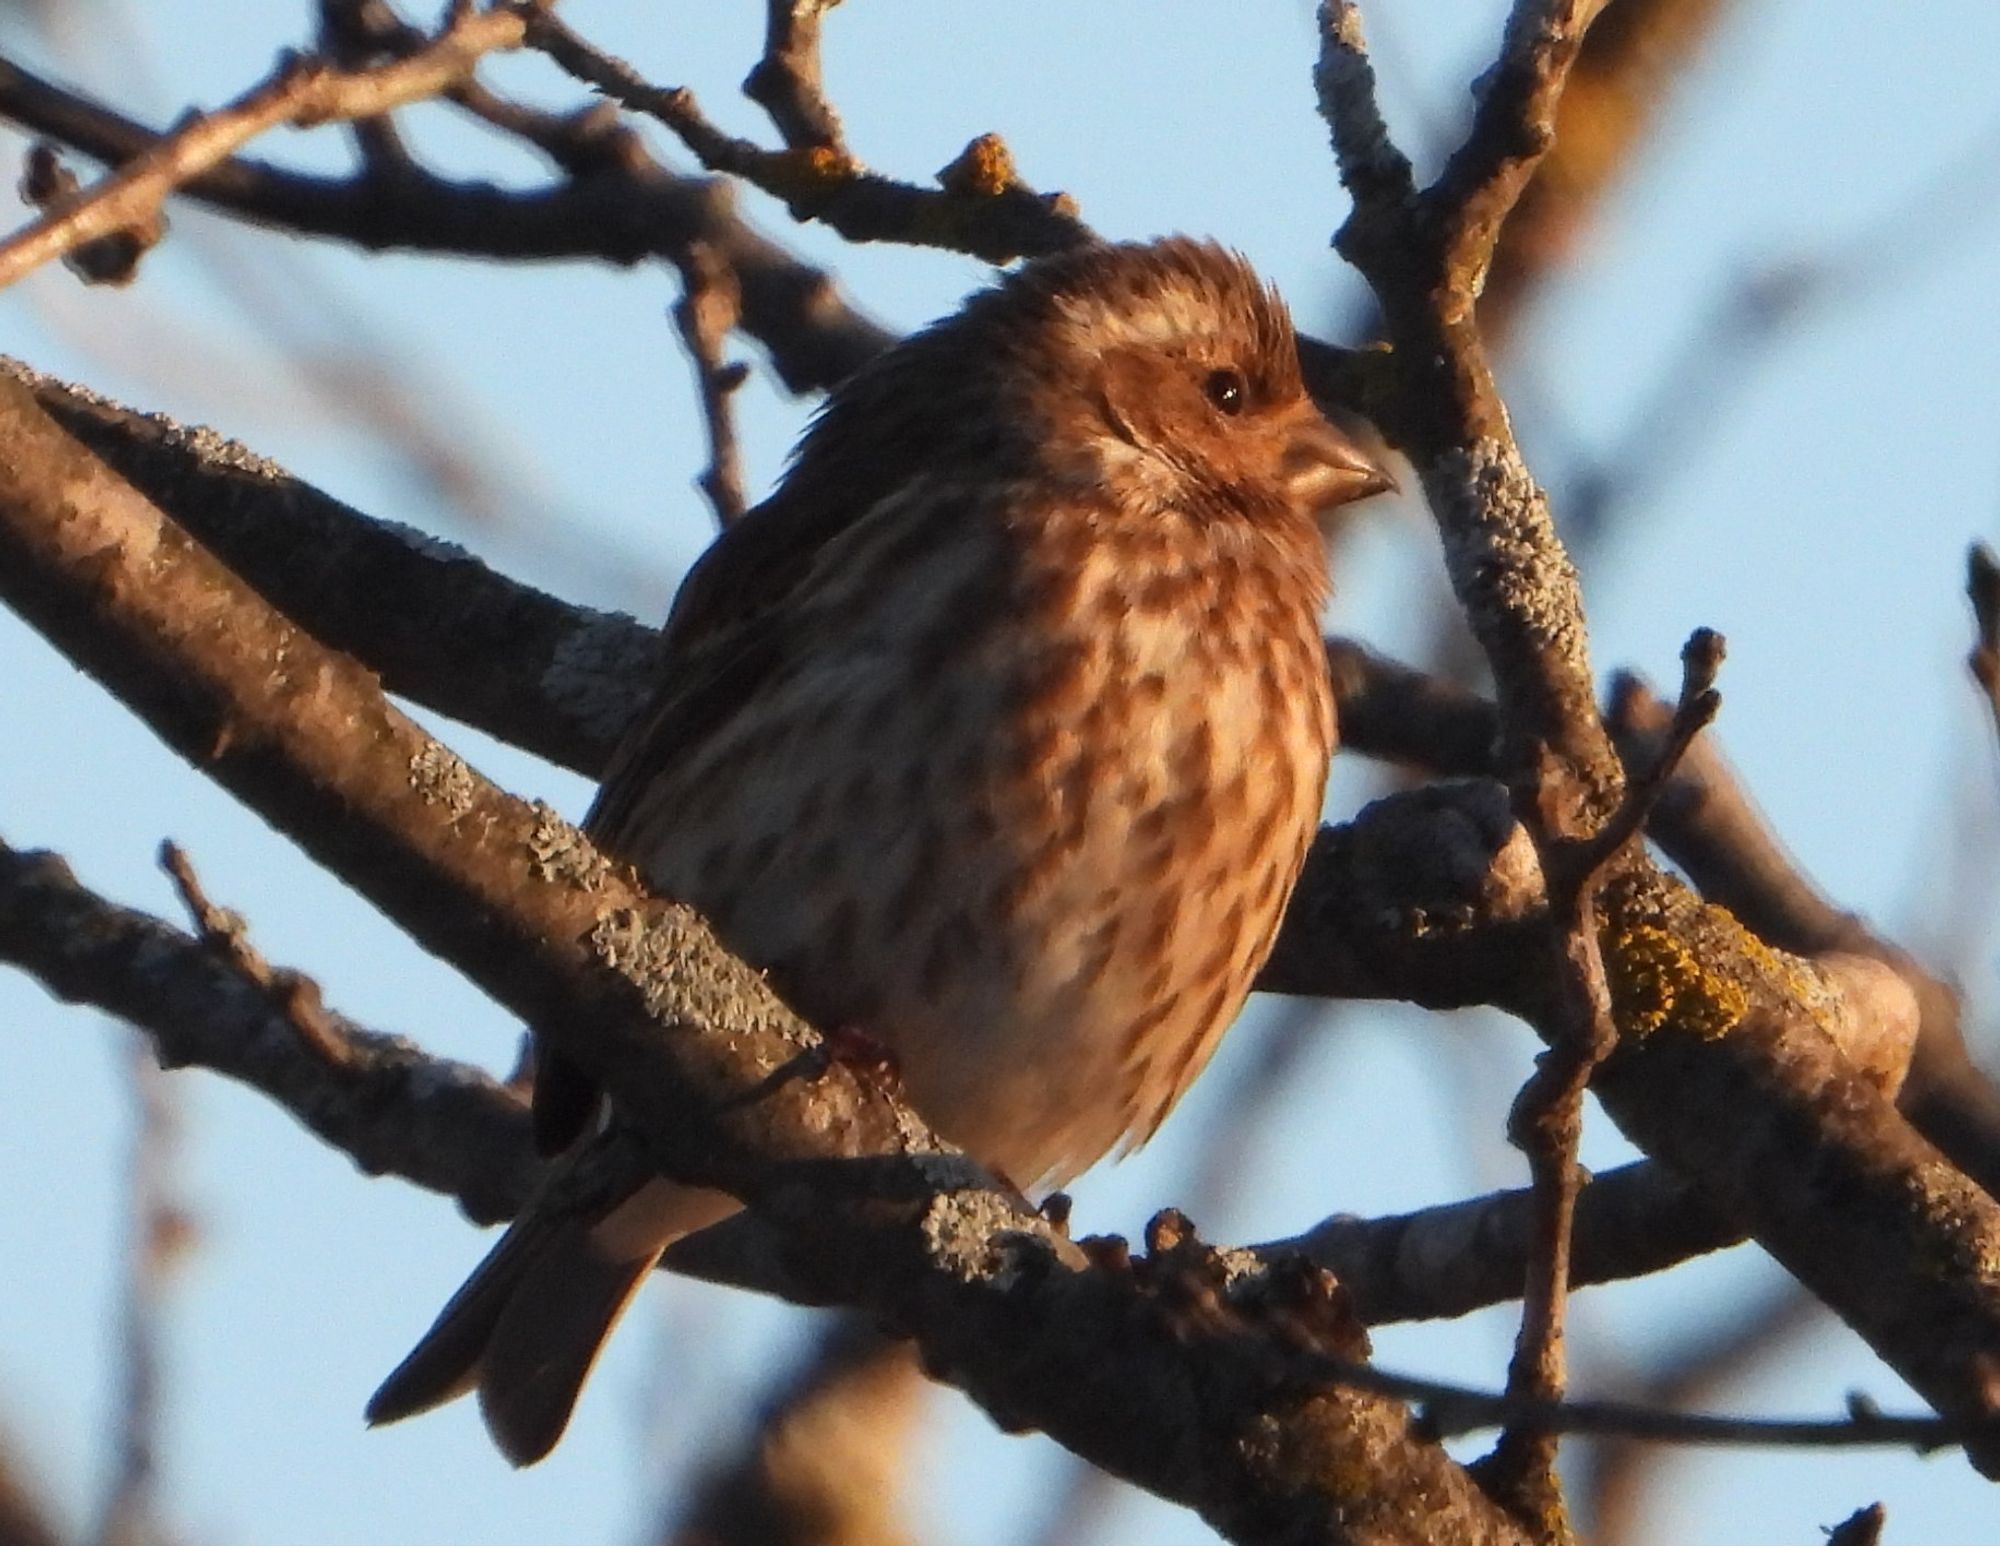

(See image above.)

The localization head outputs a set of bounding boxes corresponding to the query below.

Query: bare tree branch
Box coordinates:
[744,0,850,155]
[0,55,893,395]
[0,836,541,1224]
[520,8,1086,263]
[1321,0,1618,801]
[672,245,753,529]
[1969,542,2000,751]
[0,8,530,290]
[1479,0,1732,342]
[93,1040,193,1546]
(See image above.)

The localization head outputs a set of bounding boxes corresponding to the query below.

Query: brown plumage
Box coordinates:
[366,237,1391,1464]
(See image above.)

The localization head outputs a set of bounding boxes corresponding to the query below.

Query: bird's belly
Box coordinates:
[630,626,1331,1191]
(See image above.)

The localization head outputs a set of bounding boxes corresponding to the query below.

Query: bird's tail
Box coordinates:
[367,1173,735,1466]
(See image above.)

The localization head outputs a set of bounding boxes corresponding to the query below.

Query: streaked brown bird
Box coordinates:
[367,237,1391,1464]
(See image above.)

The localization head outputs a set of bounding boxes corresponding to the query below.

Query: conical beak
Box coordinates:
[1282,413,1397,513]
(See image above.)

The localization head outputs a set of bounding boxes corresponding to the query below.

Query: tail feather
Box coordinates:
[479,1229,659,1466]
[368,1168,737,1465]
[365,1207,558,1428]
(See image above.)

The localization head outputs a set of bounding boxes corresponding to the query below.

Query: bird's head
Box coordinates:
[785,237,1392,535]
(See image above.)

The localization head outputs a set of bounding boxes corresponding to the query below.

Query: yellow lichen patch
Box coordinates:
[1730,921,1817,1006]
[937,133,1019,197]
[1600,922,1748,1041]
[764,144,861,204]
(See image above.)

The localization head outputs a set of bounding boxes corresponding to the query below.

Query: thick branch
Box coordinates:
[6,358,656,776]
[1276,1161,1739,1325]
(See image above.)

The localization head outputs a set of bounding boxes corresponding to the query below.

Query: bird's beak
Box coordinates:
[1282,412,1397,513]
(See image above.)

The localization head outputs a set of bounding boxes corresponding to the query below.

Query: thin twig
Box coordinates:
[159,840,355,1068]
[743,0,849,152]
[1482,904,1610,1525]
[671,244,751,528]
[1430,0,1597,286]
[1967,542,2000,751]
[1341,1357,1945,1453]
[1825,1502,1888,1546]
[93,1037,195,1546]
[521,7,1087,262]
[0,833,542,1225]
[315,0,421,176]
[17,141,160,285]
[1569,628,1725,878]
[1314,4,1417,212]
[0,7,529,291]
[1488,629,1723,1517]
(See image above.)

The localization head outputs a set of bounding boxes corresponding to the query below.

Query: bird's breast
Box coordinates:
[621,497,1334,1189]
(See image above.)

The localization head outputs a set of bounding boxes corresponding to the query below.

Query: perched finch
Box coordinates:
[367,237,1391,1463]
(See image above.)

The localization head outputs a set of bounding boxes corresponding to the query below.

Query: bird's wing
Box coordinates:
[583,479,873,850]
[536,477,940,1152]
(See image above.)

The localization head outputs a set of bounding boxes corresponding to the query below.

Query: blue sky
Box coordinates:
[4,2,2000,1542]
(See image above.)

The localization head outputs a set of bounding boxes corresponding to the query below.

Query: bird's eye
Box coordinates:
[1203,368,1247,416]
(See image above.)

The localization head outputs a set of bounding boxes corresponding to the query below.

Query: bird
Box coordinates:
[366,236,1392,1465]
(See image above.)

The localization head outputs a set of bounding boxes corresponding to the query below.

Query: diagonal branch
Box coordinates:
[1968,541,2000,751]
[6,356,660,777]
[1429,0,1597,287]
[0,834,544,1224]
